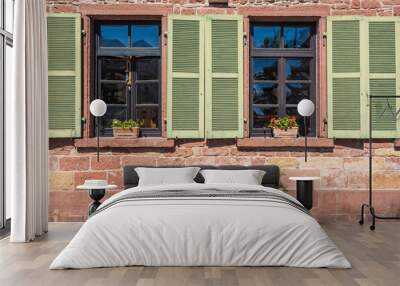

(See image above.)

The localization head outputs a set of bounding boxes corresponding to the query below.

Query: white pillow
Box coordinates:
[200,169,266,185]
[135,167,200,186]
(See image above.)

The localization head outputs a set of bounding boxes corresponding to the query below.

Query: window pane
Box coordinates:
[100,25,128,47]
[252,26,280,48]
[284,26,312,48]
[253,106,278,129]
[132,25,160,48]
[101,58,127,80]
[137,83,159,104]
[253,59,278,80]
[101,106,128,129]
[286,107,309,136]
[286,83,310,104]
[5,0,14,33]
[252,84,278,104]
[286,58,311,80]
[101,83,127,104]
[136,59,159,80]
[136,107,159,128]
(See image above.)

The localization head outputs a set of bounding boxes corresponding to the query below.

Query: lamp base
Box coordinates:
[88,189,105,216]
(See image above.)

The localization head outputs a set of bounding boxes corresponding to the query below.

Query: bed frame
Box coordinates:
[123,165,280,189]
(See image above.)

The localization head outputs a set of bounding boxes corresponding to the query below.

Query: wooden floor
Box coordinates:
[0,222,399,286]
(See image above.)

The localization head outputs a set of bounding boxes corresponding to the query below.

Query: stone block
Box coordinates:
[300,157,343,169]
[321,169,347,189]
[121,156,157,166]
[343,157,384,170]
[267,157,299,168]
[91,155,121,170]
[49,172,75,192]
[59,156,90,171]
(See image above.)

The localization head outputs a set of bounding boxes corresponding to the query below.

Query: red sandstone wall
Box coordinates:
[49,139,400,222]
[46,0,400,16]
[46,0,400,222]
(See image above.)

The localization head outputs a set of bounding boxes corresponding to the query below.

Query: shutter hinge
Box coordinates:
[243,32,247,47]
[81,30,87,37]
[164,32,168,46]
[81,117,86,124]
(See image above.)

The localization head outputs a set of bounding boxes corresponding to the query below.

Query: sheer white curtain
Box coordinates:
[7,0,48,242]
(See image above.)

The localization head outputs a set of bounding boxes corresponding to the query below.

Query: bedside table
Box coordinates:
[289,177,320,210]
[77,180,117,216]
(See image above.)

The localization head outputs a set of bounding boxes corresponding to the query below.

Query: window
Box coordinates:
[250,23,316,137]
[95,22,161,137]
[1,0,14,232]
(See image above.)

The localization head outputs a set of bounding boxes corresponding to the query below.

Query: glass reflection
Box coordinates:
[253,26,280,48]
[252,84,278,104]
[132,25,160,48]
[101,58,127,80]
[136,59,159,80]
[137,83,159,104]
[286,58,310,80]
[136,107,159,128]
[253,59,278,80]
[284,26,311,48]
[100,25,128,47]
[101,83,126,104]
[286,83,310,104]
[253,106,278,129]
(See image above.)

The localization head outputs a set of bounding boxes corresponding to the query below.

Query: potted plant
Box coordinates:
[111,119,141,139]
[267,116,299,138]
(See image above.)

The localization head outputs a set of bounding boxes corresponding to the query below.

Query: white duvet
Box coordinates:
[50,183,351,269]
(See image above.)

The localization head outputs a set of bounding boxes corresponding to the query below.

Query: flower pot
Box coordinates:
[113,127,140,139]
[272,127,298,138]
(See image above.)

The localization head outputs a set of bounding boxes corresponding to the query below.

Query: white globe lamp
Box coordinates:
[90,99,107,117]
[90,99,107,162]
[297,99,315,117]
[297,99,315,162]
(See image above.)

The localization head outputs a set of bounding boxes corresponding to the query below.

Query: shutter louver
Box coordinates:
[167,16,204,138]
[368,21,398,138]
[47,13,81,138]
[328,17,400,139]
[328,18,363,138]
[205,16,243,139]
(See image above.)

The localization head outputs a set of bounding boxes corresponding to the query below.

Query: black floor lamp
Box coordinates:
[90,99,107,162]
[297,99,315,162]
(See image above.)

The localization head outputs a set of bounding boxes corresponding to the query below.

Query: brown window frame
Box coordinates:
[249,22,317,137]
[94,20,162,137]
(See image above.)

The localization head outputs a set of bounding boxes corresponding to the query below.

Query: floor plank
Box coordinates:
[0,222,399,286]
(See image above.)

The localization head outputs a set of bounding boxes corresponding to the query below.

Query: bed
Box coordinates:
[50,165,350,269]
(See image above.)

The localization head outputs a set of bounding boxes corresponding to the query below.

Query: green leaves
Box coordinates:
[111,119,141,129]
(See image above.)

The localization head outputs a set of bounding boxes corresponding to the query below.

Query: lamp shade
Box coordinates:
[90,99,107,117]
[297,99,315,117]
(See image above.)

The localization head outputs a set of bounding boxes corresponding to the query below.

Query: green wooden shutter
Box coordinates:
[327,17,365,138]
[167,15,204,138]
[205,15,243,139]
[47,13,81,138]
[368,19,400,138]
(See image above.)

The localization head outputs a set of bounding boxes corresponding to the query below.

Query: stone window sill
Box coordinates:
[236,137,334,148]
[74,138,175,149]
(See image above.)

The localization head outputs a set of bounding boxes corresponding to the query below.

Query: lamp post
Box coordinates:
[297,99,315,162]
[90,99,107,162]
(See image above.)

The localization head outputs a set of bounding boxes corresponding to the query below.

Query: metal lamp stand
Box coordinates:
[304,117,308,162]
[359,94,400,230]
